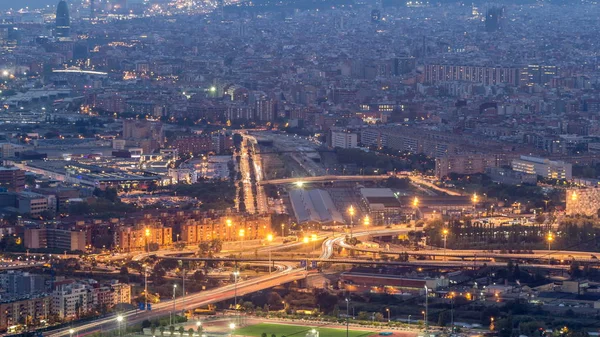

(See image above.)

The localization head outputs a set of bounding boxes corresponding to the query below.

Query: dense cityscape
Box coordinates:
[0,0,598,337]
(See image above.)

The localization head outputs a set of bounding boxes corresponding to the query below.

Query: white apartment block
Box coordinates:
[511,155,572,180]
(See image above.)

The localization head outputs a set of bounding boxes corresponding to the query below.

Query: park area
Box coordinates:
[233,323,374,337]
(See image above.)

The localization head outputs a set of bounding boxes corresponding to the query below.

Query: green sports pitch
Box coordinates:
[233,323,374,337]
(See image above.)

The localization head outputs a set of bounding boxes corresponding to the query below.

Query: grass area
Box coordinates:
[234,323,374,337]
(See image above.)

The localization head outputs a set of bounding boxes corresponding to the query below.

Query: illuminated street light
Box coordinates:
[227,219,232,239]
[547,232,554,251]
[239,229,245,256]
[266,234,273,273]
[363,215,370,227]
[69,329,74,337]
[413,197,419,207]
[233,270,240,310]
[116,315,124,336]
[442,228,449,260]
[571,192,577,201]
[348,205,355,239]
[295,181,304,187]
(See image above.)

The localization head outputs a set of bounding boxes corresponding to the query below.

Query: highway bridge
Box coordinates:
[259,174,390,185]
[52,69,108,76]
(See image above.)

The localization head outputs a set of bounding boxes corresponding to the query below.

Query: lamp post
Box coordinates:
[170,284,177,326]
[233,270,240,310]
[229,323,236,336]
[281,223,285,237]
[227,219,232,240]
[547,232,554,251]
[69,329,74,337]
[117,315,123,336]
[472,193,478,214]
[408,314,411,326]
[424,286,429,332]
[311,233,317,252]
[348,205,355,239]
[266,234,273,273]
[144,228,150,311]
[364,215,370,228]
[385,308,390,322]
[449,292,455,333]
[345,298,350,337]
[421,311,425,322]
[442,228,449,261]
[238,229,245,257]
[413,197,419,220]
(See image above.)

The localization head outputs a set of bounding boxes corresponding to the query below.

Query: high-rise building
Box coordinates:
[55,0,71,38]
[485,7,503,32]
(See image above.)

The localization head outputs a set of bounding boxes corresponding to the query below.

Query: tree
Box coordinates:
[262,333,268,337]
[160,326,165,336]
[151,324,157,336]
[271,334,276,337]
[197,324,203,335]
[188,328,194,337]
[169,326,175,336]
[374,313,384,321]
[179,326,185,336]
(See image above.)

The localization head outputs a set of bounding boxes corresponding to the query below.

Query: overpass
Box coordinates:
[334,236,600,264]
[52,69,108,76]
[259,174,390,185]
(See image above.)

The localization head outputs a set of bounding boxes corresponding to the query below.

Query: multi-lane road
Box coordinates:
[46,262,306,337]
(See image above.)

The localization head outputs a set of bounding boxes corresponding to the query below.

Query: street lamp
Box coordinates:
[442,228,449,260]
[233,270,240,310]
[348,205,355,239]
[547,232,554,251]
[229,322,236,335]
[311,233,317,252]
[116,315,124,336]
[266,234,273,273]
[281,223,285,237]
[408,314,411,326]
[239,229,245,256]
[421,311,425,322]
[170,284,177,326]
[424,285,429,332]
[449,292,455,333]
[413,197,419,220]
[227,219,232,240]
[363,215,370,227]
[385,308,390,322]
[69,329,74,337]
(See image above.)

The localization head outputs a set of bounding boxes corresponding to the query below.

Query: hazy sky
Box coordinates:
[0,0,57,11]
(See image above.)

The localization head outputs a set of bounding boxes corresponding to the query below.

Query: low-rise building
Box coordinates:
[512,155,572,180]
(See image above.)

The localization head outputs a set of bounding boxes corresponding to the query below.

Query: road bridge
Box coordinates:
[259,174,390,185]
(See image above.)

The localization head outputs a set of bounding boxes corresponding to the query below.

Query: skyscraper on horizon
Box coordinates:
[55,0,70,38]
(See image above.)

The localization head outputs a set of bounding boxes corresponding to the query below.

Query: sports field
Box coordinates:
[233,323,374,337]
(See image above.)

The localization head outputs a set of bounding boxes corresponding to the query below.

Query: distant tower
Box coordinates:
[55,0,70,38]
[485,7,503,32]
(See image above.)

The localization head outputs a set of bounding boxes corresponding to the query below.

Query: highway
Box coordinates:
[46,262,306,337]
[260,175,390,186]
[334,234,600,263]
